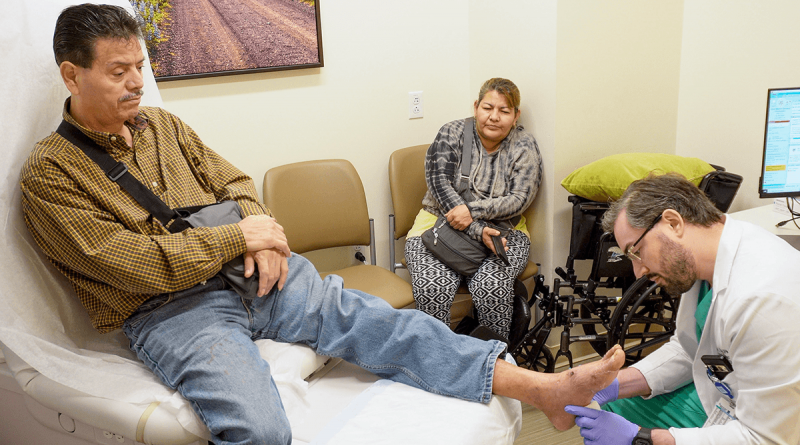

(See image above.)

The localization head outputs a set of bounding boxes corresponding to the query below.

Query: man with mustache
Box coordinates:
[20,4,625,444]
[566,173,800,445]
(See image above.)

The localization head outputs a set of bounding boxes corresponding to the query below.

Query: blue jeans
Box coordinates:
[123,254,506,445]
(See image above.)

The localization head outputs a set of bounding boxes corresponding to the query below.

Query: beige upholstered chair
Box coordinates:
[388,145,539,279]
[388,144,430,274]
[263,159,414,309]
[388,145,539,324]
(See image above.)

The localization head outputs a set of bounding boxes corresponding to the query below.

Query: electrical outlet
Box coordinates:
[353,246,366,264]
[408,91,423,119]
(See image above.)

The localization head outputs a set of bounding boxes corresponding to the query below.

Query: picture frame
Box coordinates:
[130,0,323,82]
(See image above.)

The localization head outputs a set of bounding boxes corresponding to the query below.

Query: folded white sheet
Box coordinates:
[312,372,522,444]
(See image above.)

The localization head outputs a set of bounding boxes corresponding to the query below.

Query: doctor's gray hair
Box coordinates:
[601,173,723,233]
[53,3,143,68]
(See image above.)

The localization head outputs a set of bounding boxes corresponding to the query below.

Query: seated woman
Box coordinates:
[405,78,543,340]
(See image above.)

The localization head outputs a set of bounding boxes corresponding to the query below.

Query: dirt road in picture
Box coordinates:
[152,0,319,78]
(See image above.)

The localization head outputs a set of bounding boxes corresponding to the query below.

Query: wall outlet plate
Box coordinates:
[409,91,423,119]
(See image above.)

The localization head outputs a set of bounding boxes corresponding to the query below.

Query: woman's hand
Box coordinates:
[445,204,473,230]
[481,226,506,254]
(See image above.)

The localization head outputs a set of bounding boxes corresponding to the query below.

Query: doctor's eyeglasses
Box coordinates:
[624,214,663,262]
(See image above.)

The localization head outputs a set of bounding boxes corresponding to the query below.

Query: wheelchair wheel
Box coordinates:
[512,337,556,373]
[606,276,680,366]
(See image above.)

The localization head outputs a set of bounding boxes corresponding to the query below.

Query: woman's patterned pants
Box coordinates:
[405,230,530,339]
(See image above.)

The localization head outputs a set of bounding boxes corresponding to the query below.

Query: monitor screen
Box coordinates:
[759,87,800,198]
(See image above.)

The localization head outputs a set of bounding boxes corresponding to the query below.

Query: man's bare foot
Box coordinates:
[542,345,625,430]
[493,344,625,431]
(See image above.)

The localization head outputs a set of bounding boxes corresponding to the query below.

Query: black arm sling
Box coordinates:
[56,120,259,299]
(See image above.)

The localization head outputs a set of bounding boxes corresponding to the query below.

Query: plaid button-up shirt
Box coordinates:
[21,101,270,333]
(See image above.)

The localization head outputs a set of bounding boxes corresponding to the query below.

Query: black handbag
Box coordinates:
[421,117,515,276]
[56,120,259,299]
[421,216,490,276]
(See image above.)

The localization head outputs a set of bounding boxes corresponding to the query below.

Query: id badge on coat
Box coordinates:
[703,397,737,427]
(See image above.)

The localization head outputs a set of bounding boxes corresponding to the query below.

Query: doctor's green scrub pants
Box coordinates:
[602,383,707,429]
[602,281,714,429]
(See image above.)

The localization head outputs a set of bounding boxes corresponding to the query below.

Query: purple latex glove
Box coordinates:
[564,405,638,445]
[592,378,619,406]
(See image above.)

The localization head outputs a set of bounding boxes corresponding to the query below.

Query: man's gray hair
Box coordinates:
[601,172,723,233]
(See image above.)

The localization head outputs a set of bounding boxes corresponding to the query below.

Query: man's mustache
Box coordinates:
[119,89,144,102]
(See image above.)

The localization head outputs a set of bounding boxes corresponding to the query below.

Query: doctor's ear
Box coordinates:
[661,209,685,236]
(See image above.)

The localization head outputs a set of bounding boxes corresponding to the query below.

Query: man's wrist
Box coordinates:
[632,427,652,445]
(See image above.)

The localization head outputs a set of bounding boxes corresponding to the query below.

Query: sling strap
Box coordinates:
[460,116,475,180]
[56,120,192,233]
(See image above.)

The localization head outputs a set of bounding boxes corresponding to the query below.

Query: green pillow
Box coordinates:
[561,153,716,202]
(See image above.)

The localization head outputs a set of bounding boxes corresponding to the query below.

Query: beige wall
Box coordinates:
[468,0,558,278]
[470,0,683,357]
[675,0,800,212]
[552,0,684,279]
[159,1,473,271]
[158,0,794,284]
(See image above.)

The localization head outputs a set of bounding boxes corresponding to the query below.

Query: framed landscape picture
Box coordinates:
[130,0,323,81]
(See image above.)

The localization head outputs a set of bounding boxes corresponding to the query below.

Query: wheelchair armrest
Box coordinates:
[709,163,726,172]
[699,170,743,213]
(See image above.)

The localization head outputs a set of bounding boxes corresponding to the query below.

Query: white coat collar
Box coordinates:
[710,216,743,301]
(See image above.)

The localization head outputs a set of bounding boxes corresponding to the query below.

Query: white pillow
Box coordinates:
[255,339,330,381]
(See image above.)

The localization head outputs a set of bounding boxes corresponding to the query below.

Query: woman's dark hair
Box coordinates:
[478,78,521,113]
[53,3,143,68]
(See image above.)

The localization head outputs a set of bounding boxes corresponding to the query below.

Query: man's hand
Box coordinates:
[481,226,506,254]
[564,405,638,445]
[244,249,289,296]
[445,204,473,230]
[237,214,291,256]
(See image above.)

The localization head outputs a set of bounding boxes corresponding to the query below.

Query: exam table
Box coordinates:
[0,1,522,443]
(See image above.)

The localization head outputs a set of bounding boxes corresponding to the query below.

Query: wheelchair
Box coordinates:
[508,166,743,372]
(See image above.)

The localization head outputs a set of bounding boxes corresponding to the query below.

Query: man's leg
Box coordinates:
[251,254,505,403]
[253,254,625,430]
[603,382,707,429]
[123,278,292,445]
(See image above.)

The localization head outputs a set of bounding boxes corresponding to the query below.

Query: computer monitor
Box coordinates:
[759,87,800,198]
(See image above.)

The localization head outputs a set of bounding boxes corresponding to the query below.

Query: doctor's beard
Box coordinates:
[649,234,697,296]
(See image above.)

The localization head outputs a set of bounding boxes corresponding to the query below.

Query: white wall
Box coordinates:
[158,1,473,271]
[675,0,800,212]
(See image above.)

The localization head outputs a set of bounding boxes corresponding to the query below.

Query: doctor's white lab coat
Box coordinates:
[632,217,800,445]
